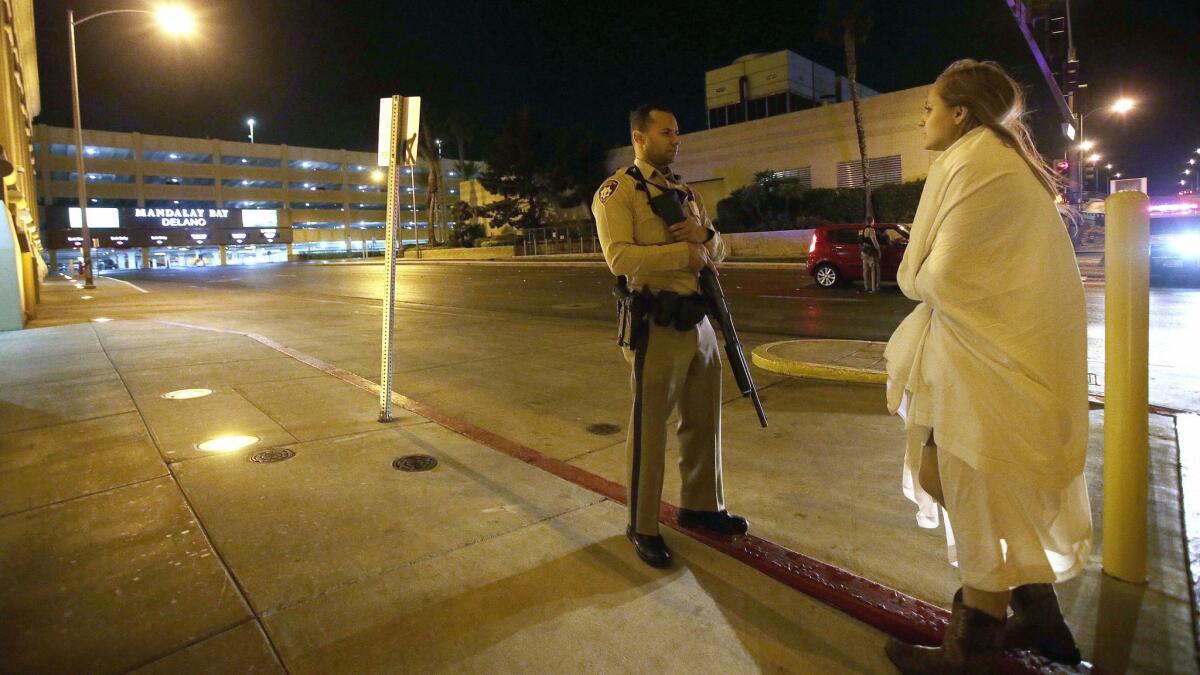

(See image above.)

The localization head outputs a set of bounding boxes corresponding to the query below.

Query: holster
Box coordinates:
[615,277,705,350]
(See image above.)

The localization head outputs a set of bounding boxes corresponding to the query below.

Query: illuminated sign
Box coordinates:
[241,210,278,228]
[68,207,120,229]
[134,207,231,227]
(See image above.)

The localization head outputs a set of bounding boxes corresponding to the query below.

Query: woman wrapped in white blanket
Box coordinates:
[882,60,1091,675]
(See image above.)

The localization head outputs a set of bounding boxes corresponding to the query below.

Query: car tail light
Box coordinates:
[808,234,817,254]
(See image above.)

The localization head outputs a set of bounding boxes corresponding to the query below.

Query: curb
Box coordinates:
[751,339,887,385]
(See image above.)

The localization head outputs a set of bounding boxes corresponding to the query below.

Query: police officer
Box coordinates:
[593,104,749,569]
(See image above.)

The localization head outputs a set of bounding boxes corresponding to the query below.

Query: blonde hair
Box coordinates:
[935,59,1060,197]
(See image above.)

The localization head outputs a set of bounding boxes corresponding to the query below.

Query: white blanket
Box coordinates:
[885,126,1088,492]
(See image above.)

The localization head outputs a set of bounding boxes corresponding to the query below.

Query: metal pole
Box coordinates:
[68,10,94,289]
[378,96,402,422]
[1102,190,1150,583]
[408,167,420,258]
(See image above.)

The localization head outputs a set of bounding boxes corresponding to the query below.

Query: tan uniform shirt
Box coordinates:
[592,158,728,295]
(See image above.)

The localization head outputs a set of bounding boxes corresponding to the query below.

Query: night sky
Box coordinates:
[32,1,1200,196]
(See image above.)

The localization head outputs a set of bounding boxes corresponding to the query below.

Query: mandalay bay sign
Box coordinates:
[133,207,232,227]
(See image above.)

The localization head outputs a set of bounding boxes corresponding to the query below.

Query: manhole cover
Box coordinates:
[393,454,438,472]
[250,447,296,463]
[586,423,622,436]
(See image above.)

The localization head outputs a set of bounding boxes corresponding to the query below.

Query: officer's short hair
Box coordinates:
[630,105,674,132]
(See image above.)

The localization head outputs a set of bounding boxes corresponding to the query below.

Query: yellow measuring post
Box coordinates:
[1101,190,1150,584]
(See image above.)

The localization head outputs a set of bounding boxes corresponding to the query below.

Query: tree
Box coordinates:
[820,0,875,226]
[479,107,549,231]
[419,125,443,244]
[545,125,609,216]
[444,109,479,180]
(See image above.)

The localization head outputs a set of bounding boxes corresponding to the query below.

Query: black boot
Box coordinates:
[1004,583,1082,665]
[885,589,1005,674]
[676,508,749,535]
[626,526,672,568]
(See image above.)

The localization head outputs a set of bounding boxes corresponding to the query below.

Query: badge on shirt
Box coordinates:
[598,180,619,204]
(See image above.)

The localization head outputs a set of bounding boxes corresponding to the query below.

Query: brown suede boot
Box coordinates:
[885,589,1005,674]
[1003,583,1082,665]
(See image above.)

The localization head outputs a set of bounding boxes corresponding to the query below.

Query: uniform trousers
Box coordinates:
[623,316,725,535]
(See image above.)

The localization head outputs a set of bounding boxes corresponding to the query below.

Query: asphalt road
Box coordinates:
[111,261,920,341]
[105,259,1200,412]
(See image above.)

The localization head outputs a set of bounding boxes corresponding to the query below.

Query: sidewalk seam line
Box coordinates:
[92,322,292,674]
[0,472,170,520]
[0,408,138,437]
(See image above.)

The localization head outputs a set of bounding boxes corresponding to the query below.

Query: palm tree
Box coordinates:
[419,125,442,245]
[820,0,874,225]
[444,110,478,181]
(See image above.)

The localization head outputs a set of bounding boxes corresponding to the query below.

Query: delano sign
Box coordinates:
[133,207,232,227]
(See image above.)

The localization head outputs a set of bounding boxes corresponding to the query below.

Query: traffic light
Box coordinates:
[1054,159,1071,174]
[1063,58,1082,93]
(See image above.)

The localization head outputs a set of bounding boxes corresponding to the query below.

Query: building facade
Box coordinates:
[0,0,41,330]
[607,52,933,212]
[34,124,475,268]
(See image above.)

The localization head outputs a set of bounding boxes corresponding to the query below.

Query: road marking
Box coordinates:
[97,275,150,293]
[758,294,865,303]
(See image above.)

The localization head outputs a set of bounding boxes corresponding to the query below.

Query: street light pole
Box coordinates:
[67,9,95,288]
[65,6,196,288]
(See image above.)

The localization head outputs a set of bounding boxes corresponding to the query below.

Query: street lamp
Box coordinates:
[1072,97,1135,199]
[246,118,256,143]
[69,4,195,288]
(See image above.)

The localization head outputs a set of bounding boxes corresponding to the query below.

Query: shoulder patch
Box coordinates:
[598,179,620,204]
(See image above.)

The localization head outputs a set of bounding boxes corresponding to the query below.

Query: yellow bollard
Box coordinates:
[1101,190,1150,584]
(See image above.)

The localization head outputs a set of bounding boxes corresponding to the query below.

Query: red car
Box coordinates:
[806,223,910,288]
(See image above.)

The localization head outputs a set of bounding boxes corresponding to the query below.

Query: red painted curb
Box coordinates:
[156,320,1103,673]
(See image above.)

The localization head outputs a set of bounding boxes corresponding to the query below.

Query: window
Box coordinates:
[144,175,215,186]
[288,181,342,191]
[345,163,375,173]
[224,178,284,188]
[350,183,385,193]
[71,198,137,208]
[221,155,282,168]
[831,229,861,244]
[143,150,213,164]
[288,159,341,171]
[351,202,387,210]
[50,144,135,159]
[767,167,813,190]
[226,200,284,209]
[836,155,903,189]
[747,97,768,121]
[290,201,342,210]
[51,171,135,184]
[145,199,217,209]
[293,222,343,230]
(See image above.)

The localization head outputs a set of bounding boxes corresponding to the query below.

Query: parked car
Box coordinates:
[806,223,910,288]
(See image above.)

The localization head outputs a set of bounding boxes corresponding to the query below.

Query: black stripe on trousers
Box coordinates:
[629,326,649,533]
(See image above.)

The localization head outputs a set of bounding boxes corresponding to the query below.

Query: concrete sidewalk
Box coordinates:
[1,319,896,673]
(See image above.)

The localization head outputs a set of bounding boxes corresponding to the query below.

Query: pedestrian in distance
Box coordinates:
[883,59,1092,674]
[861,224,882,293]
[592,104,749,569]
